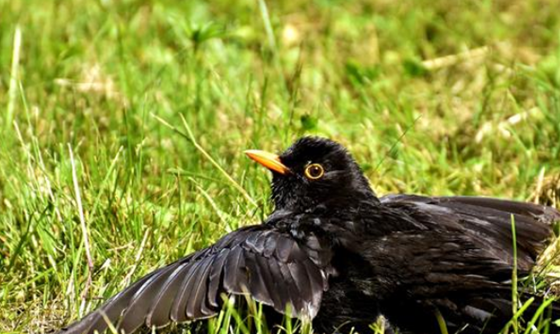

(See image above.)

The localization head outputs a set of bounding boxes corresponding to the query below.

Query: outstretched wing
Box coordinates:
[58,225,330,334]
[367,228,560,333]
[380,194,559,270]
[364,229,522,334]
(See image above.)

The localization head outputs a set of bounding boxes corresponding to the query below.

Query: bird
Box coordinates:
[55,136,560,334]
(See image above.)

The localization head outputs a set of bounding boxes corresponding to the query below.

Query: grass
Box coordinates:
[1,0,560,333]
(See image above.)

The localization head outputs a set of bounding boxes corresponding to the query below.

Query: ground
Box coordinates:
[1,0,560,333]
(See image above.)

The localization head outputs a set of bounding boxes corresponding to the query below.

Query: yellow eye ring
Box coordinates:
[304,163,324,180]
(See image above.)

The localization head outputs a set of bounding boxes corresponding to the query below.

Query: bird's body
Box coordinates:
[302,194,559,334]
[56,137,560,334]
[331,195,558,334]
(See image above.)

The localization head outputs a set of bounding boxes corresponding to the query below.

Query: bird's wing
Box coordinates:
[366,230,514,297]
[57,225,329,334]
[379,194,559,270]
[365,230,533,333]
[380,194,560,224]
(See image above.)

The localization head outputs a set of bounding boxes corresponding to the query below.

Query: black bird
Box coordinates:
[56,137,560,334]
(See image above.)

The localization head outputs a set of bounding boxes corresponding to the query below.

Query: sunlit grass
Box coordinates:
[1,0,560,333]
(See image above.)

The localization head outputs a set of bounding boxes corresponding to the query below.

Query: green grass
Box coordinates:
[1,0,560,333]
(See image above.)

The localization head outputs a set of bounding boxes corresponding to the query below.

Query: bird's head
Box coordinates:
[246,136,377,212]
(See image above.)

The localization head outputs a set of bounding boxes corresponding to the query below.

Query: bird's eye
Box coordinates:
[304,163,324,180]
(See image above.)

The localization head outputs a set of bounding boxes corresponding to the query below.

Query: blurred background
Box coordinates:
[1,0,560,332]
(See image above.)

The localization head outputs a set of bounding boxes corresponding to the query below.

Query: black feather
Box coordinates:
[56,137,559,334]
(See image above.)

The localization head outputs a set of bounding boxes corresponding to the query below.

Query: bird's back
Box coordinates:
[371,194,560,333]
[380,195,559,270]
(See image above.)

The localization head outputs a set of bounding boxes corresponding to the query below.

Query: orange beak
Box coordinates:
[245,150,290,175]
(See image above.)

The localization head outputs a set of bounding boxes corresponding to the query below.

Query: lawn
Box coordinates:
[1,0,560,333]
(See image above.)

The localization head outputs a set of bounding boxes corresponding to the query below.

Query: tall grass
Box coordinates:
[1,0,559,333]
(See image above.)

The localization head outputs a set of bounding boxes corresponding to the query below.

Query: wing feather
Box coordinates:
[170,255,205,323]
[206,248,229,308]
[186,255,215,319]
[57,225,331,334]
[119,263,183,333]
[380,194,558,270]
[244,250,274,305]
[223,246,247,294]
[146,261,192,327]
[288,262,312,304]
[266,255,291,309]
[60,269,162,334]
[278,259,304,313]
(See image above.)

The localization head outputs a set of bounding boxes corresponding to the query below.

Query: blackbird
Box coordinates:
[56,136,560,334]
